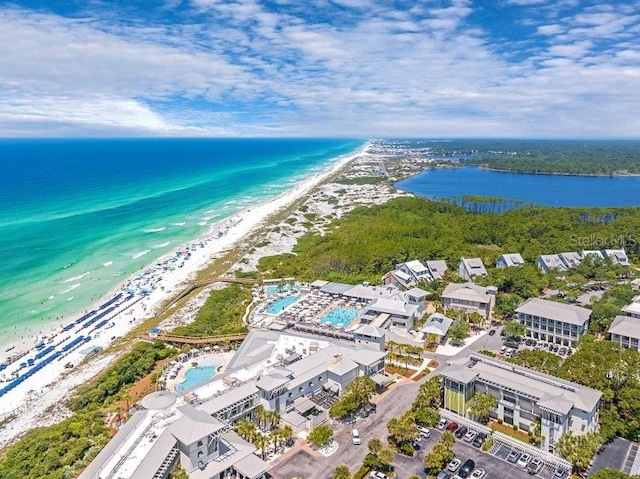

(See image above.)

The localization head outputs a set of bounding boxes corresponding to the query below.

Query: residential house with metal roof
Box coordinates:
[608,315,640,351]
[458,257,488,281]
[440,353,602,453]
[496,253,525,268]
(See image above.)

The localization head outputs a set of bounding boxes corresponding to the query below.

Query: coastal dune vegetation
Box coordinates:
[257,196,639,284]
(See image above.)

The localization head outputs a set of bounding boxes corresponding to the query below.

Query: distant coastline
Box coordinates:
[477,165,640,178]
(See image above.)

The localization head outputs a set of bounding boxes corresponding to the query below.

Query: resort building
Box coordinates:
[382,260,432,289]
[420,313,454,344]
[426,260,448,280]
[581,250,605,261]
[622,299,640,318]
[441,353,602,453]
[495,253,525,268]
[603,249,630,266]
[352,324,386,351]
[441,282,497,320]
[457,258,488,281]
[80,331,388,479]
[608,315,640,351]
[360,297,419,329]
[558,252,582,269]
[515,298,591,346]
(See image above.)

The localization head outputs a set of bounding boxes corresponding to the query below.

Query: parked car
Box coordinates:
[458,459,475,478]
[455,426,468,439]
[470,469,486,479]
[488,329,496,336]
[553,468,569,479]
[446,422,459,432]
[517,453,531,468]
[437,418,448,430]
[351,429,361,445]
[463,430,477,442]
[507,450,521,463]
[499,346,507,355]
[559,346,568,356]
[527,458,544,475]
[472,433,487,448]
[436,471,452,479]
[447,458,462,472]
[419,426,431,438]
[370,472,388,479]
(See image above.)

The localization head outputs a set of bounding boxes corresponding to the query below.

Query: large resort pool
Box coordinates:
[319,307,359,328]
[175,356,223,393]
[266,295,298,315]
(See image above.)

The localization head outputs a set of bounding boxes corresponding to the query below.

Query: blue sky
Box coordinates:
[1,0,639,137]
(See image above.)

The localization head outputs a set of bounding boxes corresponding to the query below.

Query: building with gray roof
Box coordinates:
[496,253,525,268]
[420,313,454,342]
[426,260,448,280]
[441,282,497,319]
[441,353,601,453]
[608,315,640,351]
[516,298,591,346]
[457,257,488,281]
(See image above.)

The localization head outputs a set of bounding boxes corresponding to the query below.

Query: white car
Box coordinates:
[418,426,431,438]
[470,469,486,479]
[463,429,477,442]
[447,458,462,472]
[437,418,448,429]
[517,453,531,468]
[370,472,388,479]
[351,429,361,445]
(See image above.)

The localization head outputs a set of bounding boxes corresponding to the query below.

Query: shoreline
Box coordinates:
[477,165,640,178]
[0,142,368,422]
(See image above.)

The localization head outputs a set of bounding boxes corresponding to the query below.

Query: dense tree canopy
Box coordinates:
[257,196,640,284]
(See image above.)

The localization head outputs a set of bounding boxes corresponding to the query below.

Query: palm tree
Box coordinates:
[236,419,257,442]
[254,432,269,460]
[253,404,267,430]
[268,429,280,454]
[280,424,294,447]
[269,410,281,430]
[378,448,395,470]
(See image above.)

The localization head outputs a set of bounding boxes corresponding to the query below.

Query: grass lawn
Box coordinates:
[488,420,531,443]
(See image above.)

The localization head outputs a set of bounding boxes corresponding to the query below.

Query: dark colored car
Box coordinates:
[472,432,487,448]
[504,340,519,349]
[446,422,459,432]
[488,329,496,336]
[455,426,468,439]
[458,459,476,478]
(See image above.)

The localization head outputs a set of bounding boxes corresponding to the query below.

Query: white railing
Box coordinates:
[439,409,572,471]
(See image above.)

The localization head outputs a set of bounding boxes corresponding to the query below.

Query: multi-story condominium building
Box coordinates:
[441,282,497,319]
[496,253,525,268]
[383,259,449,288]
[458,258,488,281]
[608,315,640,351]
[515,298,591,346]
[441,353,602,453]
[79,331,387,479]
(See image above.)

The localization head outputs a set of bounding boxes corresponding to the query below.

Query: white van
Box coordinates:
[418,426,431,438]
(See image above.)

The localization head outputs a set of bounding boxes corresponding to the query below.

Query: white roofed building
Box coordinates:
[608,315,640,351]
[496,253,525,268]
[441,282,497,319]
[383,260,432,289]
[458,258,488,281]
[426,260,448,280]
[535,254,568,274]
[603,249,630,266]
[516,298,591,347]
[441,353,601,453]
[420,313,454,344]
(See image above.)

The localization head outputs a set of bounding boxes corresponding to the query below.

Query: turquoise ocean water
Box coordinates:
[0,138,363,344]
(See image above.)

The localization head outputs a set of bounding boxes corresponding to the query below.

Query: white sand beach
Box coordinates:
[0,144,367,447]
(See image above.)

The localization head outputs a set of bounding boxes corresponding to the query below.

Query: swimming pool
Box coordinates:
[175,357,222,393]
[266,295,298,315]
[265,284,307,295]
[320,307,359,327]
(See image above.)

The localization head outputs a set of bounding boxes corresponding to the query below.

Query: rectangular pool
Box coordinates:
[319,307,359,327]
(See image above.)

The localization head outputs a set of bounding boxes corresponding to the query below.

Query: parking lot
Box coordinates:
[393,428,566,479]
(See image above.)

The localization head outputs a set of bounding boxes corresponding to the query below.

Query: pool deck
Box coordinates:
[166,351,234,393]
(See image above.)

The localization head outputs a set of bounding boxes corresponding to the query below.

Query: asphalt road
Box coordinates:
[269,328,507,479]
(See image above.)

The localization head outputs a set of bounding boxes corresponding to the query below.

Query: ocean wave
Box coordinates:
[103,261,113,267]
[144,227,166,233]
[198,221,207,226]
[153,241,170,249]
[60,283,81,294]
[132,249,151,259]
[48,295,55,300]
[61,271,91,283]
[62,259,78,269]
[66,296,74,301]
[171,222,186,226]
[224,200,237,205]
